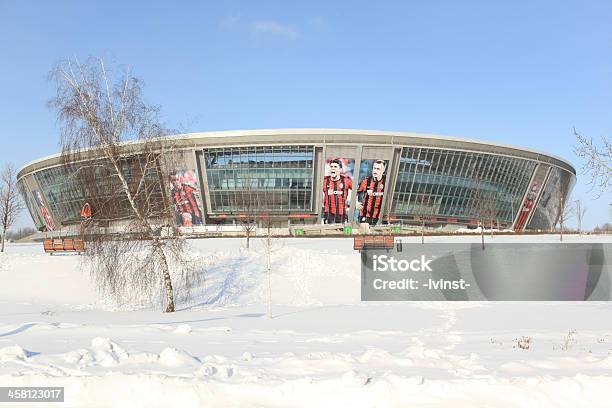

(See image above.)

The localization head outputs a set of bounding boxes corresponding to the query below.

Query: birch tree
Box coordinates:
[573,129,611,195]
[472,175,496,250]
[414,194,434,244]
[558,195,574,242]
[574,199,587,235]
[48,57,200,312]
[262,216,274,318]
[230,183,260,249]
[0,163,25,252]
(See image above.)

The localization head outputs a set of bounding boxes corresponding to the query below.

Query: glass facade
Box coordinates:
[391,147,537,224]
[16,180,45,230]
[203,145,314,213]
[33,165,85,224]
[527,167,576,230]
[26,156,165,227]
[17,138,575,231]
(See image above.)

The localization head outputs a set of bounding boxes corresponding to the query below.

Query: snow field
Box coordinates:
[0,236,611,407]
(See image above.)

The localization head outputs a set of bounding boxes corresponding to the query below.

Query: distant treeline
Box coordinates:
[593,223,612,233]
[3,227,38,241]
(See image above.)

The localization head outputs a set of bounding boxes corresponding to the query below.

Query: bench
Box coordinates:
[43,238,85,255]
[354,235,395,251]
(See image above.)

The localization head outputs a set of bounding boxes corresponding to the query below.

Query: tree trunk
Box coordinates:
[560,197,564,242]
[155,241,175,313]
[267,222,272,318]
[246,230,250,249]
[421,218,425,244]
[2,213,7,252]
[481,221,485,250]
[114,160,179,311]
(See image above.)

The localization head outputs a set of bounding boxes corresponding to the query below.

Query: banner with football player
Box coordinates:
[32,190,55,231]
[321,157,355,224]
[168,167,205,227]
[354,159,388,225]
[514,164,550,231]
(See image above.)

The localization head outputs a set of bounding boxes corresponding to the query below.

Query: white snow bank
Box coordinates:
[2,361,612,407]
[2,238,612,406]
[0,239,361,311]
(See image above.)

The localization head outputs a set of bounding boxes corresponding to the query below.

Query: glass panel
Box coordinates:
[392,147,537,226]
[204,146,315,213]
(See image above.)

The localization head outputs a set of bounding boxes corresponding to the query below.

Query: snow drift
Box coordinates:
[1,236,612,407]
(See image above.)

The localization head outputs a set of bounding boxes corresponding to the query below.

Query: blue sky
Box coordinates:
[1,0,610,229]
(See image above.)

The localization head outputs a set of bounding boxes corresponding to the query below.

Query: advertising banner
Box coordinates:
[32,190,55,231]
[168,168,205,227]
[514,164,550,231]
[321,157,355,224]
[354,159,389,225]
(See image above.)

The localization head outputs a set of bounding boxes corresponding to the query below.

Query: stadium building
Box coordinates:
[17,129,575,233]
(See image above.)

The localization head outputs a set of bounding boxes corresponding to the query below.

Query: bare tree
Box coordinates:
[558,195,574,242]
[573,129,611,194]
[420,213,425,244]
[594,223,612,233]
[7,227,37,242]
[266,218,272,318]
[261,216,275,318]
[0,163,25,252]
[413,194,435,244]
[472,177,496,250]
[487,193,498,239]
[574,200,587,235]
[48,57,201,312]
[259,216,285,318]
[240,213,258,249]
[230,181,261,249]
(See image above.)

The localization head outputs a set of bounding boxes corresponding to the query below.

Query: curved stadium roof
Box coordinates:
[17,128,576,179]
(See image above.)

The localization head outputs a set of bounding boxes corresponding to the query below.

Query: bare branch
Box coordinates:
[48,57,202,312]
[573,128,611,195]
[0,163,25,252]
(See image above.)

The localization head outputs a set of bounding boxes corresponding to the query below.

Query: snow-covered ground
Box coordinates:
[1,235,612,407]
